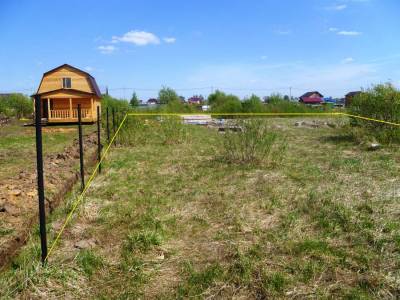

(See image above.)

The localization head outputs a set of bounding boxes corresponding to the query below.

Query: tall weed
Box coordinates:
[221,119,287,165]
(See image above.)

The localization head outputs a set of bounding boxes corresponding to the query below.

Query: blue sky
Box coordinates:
[1,0,399,99]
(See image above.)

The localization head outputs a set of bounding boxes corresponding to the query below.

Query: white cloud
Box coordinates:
[112,30,160,46]
[329,27,338,32]
[163,37,176,44]
[337,30,362,36]
[342,57,355,64]
[261,56,268,60]
[98,45,117,54]
[326,4,348,10]
[85,66,94,71]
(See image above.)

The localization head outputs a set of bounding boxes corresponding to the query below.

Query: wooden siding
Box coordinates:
[37,66,93,94]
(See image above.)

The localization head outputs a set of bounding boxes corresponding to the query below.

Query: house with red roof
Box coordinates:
[187,96,204,105]
[299,91,324,105]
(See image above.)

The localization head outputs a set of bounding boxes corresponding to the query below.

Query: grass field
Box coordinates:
[0,120,96,181]
[1,117,399,299]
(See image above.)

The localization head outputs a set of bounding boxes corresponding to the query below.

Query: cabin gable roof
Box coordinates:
[34,64,101,98]
[300,91,323,98]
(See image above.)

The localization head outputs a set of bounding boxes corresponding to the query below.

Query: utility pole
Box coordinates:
[289,87,292,101]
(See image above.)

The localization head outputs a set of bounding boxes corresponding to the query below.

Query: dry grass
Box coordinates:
[1,117,399,299]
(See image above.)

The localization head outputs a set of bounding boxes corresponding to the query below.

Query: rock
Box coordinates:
[9,189,22,196]
[156,252,165,260]
[368,143,381,151]
[2,204,19,216]
[74,239,97,250]
[294,121,304,127]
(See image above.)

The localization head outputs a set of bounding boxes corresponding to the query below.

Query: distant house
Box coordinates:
[345,91,361,107]
[299,91,324,105]
[187,96,204,105]
[147,98,159,105]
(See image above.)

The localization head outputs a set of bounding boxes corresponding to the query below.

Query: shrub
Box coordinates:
[221,119,287,165]
[209,91,242,114]
[118,116,188,146]
[348,84,400,143]
[159,116,188,145]
[242,94,264,113]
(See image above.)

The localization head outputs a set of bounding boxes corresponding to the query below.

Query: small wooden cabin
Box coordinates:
[32,64,102,123]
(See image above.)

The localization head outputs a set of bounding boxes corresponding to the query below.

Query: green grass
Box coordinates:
[0,117,399,299]
[0,120,96,180]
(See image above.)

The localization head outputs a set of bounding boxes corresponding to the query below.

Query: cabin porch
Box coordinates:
[36,97,99,123]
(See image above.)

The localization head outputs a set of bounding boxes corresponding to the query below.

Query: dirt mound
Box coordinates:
[0,133,99,268]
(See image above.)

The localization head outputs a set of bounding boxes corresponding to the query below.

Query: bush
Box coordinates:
[158,116,188,145]
[101,94,130,114]
[0,94,33,118]
[242,95,264,113]
[209,91,242,114]
[221,119,287,165]
[348,84,400,143]
[118,116,188,146]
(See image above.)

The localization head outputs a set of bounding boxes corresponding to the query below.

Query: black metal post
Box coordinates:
[34,95,48,264]
[77,104,85,191]
[106,107,110,143]
[112,108,116,146]
[97,106,102,174]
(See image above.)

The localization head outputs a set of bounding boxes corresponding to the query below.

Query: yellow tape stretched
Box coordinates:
[341,113,400,127]
[45,113,128,261]
[128,112,342,116]
[128,111,400,126]
[44,110,399,261]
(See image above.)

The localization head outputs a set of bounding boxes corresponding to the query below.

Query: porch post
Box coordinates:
[91,98,94,120]
[69,98,72,119]
[47,98,51,120]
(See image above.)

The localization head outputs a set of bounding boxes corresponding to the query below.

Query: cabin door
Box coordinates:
[42,99,49,118]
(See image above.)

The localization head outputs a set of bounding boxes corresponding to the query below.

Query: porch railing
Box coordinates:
[49,109,92,120]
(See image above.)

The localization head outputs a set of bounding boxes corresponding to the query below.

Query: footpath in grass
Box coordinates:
[1,117,399,299]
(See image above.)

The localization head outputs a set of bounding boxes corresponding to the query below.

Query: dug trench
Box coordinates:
[0,131,100,269]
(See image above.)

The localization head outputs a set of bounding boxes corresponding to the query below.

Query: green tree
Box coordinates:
[129,92,139,107]
[159,86,179,104]
[0,93,33,118]
[207,90,226,106]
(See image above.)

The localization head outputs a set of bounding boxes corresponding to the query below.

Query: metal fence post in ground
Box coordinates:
[34,95,48,264]
[97,106,102,174]
[112,108,116,146]
[77,104,85,191]
[106,107,110,143]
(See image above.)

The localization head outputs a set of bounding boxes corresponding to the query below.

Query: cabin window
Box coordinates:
[62,77,72,89]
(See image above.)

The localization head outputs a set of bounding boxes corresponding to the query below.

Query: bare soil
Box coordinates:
[0,132,99,268]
